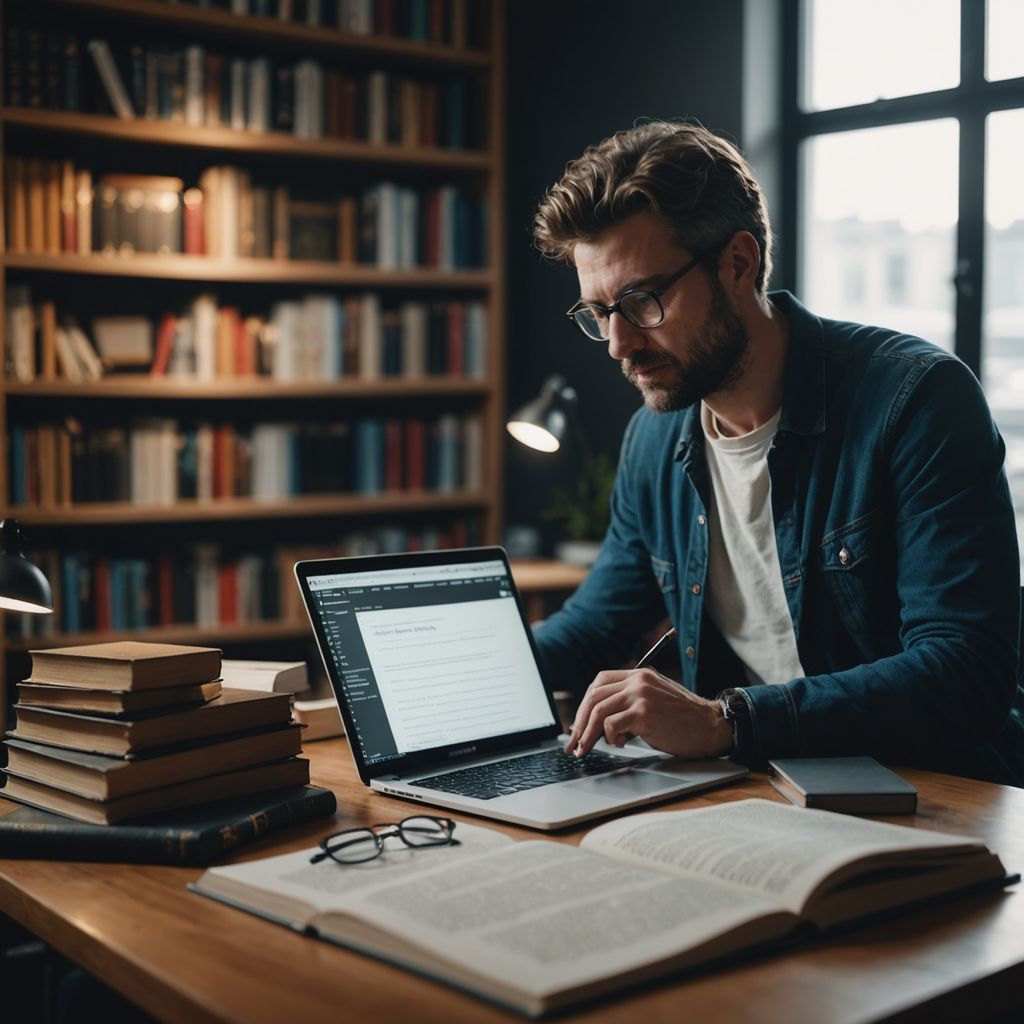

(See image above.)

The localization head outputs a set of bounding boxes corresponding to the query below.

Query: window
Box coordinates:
[783,0,1024,569]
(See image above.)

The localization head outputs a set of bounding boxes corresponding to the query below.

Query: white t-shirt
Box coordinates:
[701,402,804,686]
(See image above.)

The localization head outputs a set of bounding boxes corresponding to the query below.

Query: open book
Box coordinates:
[189,798,1013,1017]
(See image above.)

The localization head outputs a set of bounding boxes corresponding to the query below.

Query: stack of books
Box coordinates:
[2,641,308,825]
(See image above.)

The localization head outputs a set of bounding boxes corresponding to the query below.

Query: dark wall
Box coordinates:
[503,0,747,548]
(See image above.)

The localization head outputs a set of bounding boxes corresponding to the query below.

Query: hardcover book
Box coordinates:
[3,756,310,825]
[0,784,336,864]
[10,688,291,756]
[190,799,1013,1018]
[16,679,222,715]
[768,757,919,814]
[4,724,303,800]
[27,641,222,691]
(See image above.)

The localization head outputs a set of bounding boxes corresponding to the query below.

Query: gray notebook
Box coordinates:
[768,756,918,814]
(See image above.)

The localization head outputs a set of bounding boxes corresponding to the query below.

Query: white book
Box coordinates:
[358,292,382,379]
[247,59,270,134]
[86,40,134,119]
[376,182,398,270]
[270,301,300,381]
[399,188,419,269]
[6,286,34,382]
[220,167,240,260]
[194,544,219,628]
[400,301,427,377]
[436,413,459,492]
[184,46,205,127]
[192,293,218,381]
[229,59,247,132]
[190,800,1009,1018]
[167,316,196,377]
[220,660,309,694]
[291,696,344,740]
[54,327,84,381]
[63,323,103,381]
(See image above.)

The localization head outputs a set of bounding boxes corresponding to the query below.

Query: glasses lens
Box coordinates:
[619,291,664,328]
[572,306,609,340]
[323,829,381,864]
[400,816,454,847]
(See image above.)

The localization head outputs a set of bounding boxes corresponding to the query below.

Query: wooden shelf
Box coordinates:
[6,491,492,526]
[2,108,491,171]
[49,0,493,69]
[5,619,310,653]
[3,253,493,288]
[4,377,494,400]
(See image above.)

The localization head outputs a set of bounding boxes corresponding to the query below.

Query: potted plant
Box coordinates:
[543,451,616,566]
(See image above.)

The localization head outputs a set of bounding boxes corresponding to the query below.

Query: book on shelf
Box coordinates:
[27,641,222,690]
[220,660,310,694]
[10,688,291,757]
[189,798,1015,1018]
[768,757,919,815]
[0,785,337,866]
[90,316,154,371]
[3,756,310,825]
[291,696,344,740]
[16,679,223,715]
[3,725,303,801]
[86,39,135,120]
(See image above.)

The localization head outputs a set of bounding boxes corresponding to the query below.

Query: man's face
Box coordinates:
[573,211,748,413]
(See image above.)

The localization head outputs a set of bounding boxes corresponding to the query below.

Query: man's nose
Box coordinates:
[607,313,647,361]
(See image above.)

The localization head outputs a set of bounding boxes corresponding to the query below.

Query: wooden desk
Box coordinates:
[1,746,1022,1024]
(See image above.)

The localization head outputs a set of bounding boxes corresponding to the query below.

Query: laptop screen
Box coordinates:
[301,552,558,774]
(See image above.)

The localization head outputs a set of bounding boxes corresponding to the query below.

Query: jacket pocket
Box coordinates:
[819,510,898,656]
[650,555,677,594]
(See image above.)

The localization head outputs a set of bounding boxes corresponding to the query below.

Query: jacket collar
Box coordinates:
[673,290,826,462]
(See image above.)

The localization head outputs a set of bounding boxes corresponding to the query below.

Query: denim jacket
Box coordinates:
[534,292,1024,785]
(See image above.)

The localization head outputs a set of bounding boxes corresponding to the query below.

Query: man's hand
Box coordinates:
[564,668,733,759]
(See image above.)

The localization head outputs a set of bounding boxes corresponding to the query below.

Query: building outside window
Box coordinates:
[784,0,1024,570]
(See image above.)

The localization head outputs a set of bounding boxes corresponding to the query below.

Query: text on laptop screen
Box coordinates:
[306,559,556,766]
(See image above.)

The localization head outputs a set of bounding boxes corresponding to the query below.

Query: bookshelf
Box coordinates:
[0,0,507,708]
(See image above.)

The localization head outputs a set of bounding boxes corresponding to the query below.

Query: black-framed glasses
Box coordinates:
[310,815,460,865]
[566,256,702,342]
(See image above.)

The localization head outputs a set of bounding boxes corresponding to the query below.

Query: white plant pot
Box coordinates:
[554,540,602,567]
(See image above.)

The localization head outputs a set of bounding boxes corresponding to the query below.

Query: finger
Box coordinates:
[602,709,637,747]
[564,675,631,751]
[573,692,632,757]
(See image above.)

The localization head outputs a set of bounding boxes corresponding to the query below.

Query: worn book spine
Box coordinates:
[0,786,337,865]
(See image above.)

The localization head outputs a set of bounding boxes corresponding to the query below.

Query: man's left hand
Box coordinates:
[564,668,733,759]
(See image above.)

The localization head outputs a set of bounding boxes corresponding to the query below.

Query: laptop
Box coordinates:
[294,546,747,830]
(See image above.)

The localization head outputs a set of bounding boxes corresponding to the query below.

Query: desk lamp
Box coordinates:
[506,375,580,454]
[0,519,53,614]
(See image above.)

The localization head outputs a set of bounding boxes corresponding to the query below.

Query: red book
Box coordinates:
[93,557,112,633]
[384,418,403,491]
[451,520,468,548]
[156,555,174,627]
[446,302,465,375]
[212,426,234,499]
[217,562,238,625]
[150,313,177,377]
[405,418,425,492]
[183,188,205,255]
[235,317,255,376]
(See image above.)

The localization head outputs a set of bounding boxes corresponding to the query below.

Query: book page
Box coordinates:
[580,798,984,915]
[195,824,791,1003]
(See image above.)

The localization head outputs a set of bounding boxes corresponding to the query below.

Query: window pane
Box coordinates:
[802,0,960,111]
[987,0,1024,81]
[981,109,1024,574]
[800,120,958,350]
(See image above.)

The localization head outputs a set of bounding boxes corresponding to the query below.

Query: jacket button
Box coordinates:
[685,645,695,658]
[839,547,852,566]
[691,583,702,595]
[697,514,706,526]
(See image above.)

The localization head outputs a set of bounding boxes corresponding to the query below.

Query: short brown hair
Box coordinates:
[533,120,773,298]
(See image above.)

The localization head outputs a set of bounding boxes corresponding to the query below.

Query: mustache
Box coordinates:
[622,350,681,376]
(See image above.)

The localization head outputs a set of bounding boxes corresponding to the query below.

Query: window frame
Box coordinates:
[779,0,1024,377]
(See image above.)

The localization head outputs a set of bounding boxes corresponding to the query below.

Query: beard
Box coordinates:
[622,280,749,413]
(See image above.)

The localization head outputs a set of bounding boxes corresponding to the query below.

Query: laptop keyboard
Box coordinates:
[413,748,634,800]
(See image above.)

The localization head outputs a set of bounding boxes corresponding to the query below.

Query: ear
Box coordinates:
[718,230,761,299]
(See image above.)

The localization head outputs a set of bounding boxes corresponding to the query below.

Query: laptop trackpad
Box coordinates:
[566,769,683,801]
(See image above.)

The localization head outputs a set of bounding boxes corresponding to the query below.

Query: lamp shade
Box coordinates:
[506,375,578,453]
[0,519,53,614]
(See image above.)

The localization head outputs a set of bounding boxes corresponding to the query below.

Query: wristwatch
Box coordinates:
[717,688,750,758]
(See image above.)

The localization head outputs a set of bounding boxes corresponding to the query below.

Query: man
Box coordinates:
[531,120,1024,785]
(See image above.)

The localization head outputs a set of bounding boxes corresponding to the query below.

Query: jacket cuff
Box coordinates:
[719,683,799,767]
